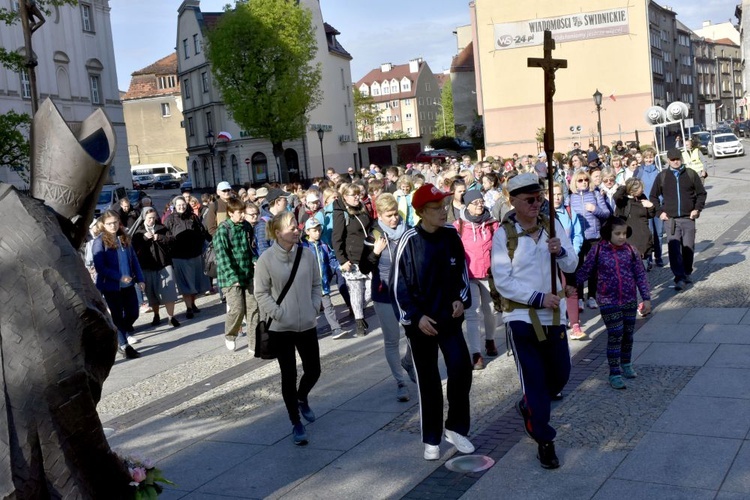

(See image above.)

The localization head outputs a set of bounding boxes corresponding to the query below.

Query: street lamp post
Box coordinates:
[206,131,217,188]
[317,126,326,173]
[593,89,603,149]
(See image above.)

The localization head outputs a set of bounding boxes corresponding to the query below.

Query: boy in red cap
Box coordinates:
[391,183,474,460]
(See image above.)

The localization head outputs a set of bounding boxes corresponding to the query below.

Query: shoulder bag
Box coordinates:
[255,244,304,359]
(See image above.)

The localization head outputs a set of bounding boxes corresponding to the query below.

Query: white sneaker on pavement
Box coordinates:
[225,338,237,352]
[587,298,599,309]
[445,430,475,454]
[126,335,139,346]
[424,444,440,460]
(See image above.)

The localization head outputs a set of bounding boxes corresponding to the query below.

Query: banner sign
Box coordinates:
[494,8,630,50]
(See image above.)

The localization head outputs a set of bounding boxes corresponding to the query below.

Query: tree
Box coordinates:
[0,111,31,182]
[353,87,378,142]
[434,78,455,138]
[205,0,322,183]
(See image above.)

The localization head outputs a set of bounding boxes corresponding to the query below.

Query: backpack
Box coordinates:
[486,213,552,312]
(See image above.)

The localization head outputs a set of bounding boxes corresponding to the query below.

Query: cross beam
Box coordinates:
[527,30,567,295]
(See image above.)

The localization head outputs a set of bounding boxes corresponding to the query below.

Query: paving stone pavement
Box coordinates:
[100,161,750,499]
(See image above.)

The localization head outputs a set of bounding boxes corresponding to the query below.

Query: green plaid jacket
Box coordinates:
[213,220,254,289]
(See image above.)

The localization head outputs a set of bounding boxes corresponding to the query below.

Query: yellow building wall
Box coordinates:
[473,0,655,158]
[123,96,188,171]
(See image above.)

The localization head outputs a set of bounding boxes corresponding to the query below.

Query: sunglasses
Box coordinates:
[221,189,231,193]
[517,195,544,205]
[577,179,589,183]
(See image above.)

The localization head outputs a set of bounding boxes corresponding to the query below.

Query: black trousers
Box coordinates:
[577,238,600,300]
[269,328,321,425]
[405,317,472,446]
[103,286,139,346]
[507,321,570,443]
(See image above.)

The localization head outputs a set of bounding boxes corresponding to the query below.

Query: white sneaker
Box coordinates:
[587,298,599,309]
[578,299,585,312]
[424,444,440,460]
[445,430,475,454]
[225,338,237,352]
[126,335,140,346]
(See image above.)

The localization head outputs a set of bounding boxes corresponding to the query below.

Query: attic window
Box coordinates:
[158,75,176,89]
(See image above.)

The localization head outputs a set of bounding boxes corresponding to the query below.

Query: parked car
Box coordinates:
[132,174,155,190]
[126,189,148,211]
[734,121,749,138]
[95,184,127,218]
[710,133,744,158]
[415,149,456,163]
[152,174,181,189]
[691,131,711,155]
[180,179,193,192]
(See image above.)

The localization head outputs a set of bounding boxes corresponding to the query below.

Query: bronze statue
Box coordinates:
[0,99,131,498]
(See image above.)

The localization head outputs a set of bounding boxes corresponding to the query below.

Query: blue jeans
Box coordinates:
[648,217,663,262]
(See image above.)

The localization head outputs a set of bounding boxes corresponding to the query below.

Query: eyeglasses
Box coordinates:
[245,212,259,217]
[577,179,589,183]
[669,158,682,162]
[221,189,231,193]
[469,200,485,206]
[603,178,616,183]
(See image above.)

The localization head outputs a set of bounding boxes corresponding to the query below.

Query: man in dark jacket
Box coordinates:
[391,183,474,461]
[649,148,707,290]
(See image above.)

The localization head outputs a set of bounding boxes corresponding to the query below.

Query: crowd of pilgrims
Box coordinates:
[83,141,671,380]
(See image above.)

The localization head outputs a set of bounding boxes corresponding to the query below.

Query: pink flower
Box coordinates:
[129,467,147,483]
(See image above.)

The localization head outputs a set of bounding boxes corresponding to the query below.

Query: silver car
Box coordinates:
[710,133,744,158]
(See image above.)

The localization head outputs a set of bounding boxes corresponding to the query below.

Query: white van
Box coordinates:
[130,163,184,180]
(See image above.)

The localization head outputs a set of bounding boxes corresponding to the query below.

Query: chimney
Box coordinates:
[380,63,392,72]
[409,57,422,73]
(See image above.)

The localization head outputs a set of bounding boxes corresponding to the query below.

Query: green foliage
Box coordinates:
[0,110,31,183]
[434,79,455,137]
[353,88,378,142]
[381,130,409,140]
[205,0,322,182]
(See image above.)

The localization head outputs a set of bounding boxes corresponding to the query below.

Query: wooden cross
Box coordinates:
[527,30,567,295]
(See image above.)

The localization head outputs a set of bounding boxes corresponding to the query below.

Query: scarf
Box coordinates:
[378,220,406,241]
[461,207,494,225]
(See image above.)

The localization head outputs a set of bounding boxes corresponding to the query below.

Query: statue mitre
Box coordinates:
[30,98,116,247]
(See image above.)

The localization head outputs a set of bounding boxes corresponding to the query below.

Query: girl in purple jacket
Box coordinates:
[577,217,651,390]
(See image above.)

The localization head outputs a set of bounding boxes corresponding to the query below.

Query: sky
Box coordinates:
[111,0,742,91]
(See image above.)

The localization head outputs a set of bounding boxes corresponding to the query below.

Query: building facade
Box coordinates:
[468,0,705,158]
[122,53,188,171]
[0,0,129,187]
[177,0,357,189]
[354,59,441,143]
[693,37,742,124]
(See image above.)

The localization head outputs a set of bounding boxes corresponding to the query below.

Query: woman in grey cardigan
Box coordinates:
[254,211,322,446]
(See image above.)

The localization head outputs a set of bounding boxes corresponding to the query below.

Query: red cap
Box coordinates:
[412,183,451,210]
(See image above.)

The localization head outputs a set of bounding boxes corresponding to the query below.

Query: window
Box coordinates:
[341,68,345,90]
[89,74,101,104]
[183,78,191,99]
[205,111,213,133]
[10,1,20,12]
[401,78,411,92]
[392,100,398,108]
[81,3,93,32]
[20,70,31,99]
[188,116,195,136]
[425,83,431,91]
[382,84,390,95]
[201,71,209,92]
[161,103,171,117]
[418,97,423,105]
[193,34,201,54]
[183,39,189,59]
[405,99,411,106]
[405,113,412,119]
[158,75,176,89]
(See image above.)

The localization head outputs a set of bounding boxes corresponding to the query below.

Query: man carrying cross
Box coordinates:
[491,173,578,469]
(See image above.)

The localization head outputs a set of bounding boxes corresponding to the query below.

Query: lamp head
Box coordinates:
[593,89,603,107]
